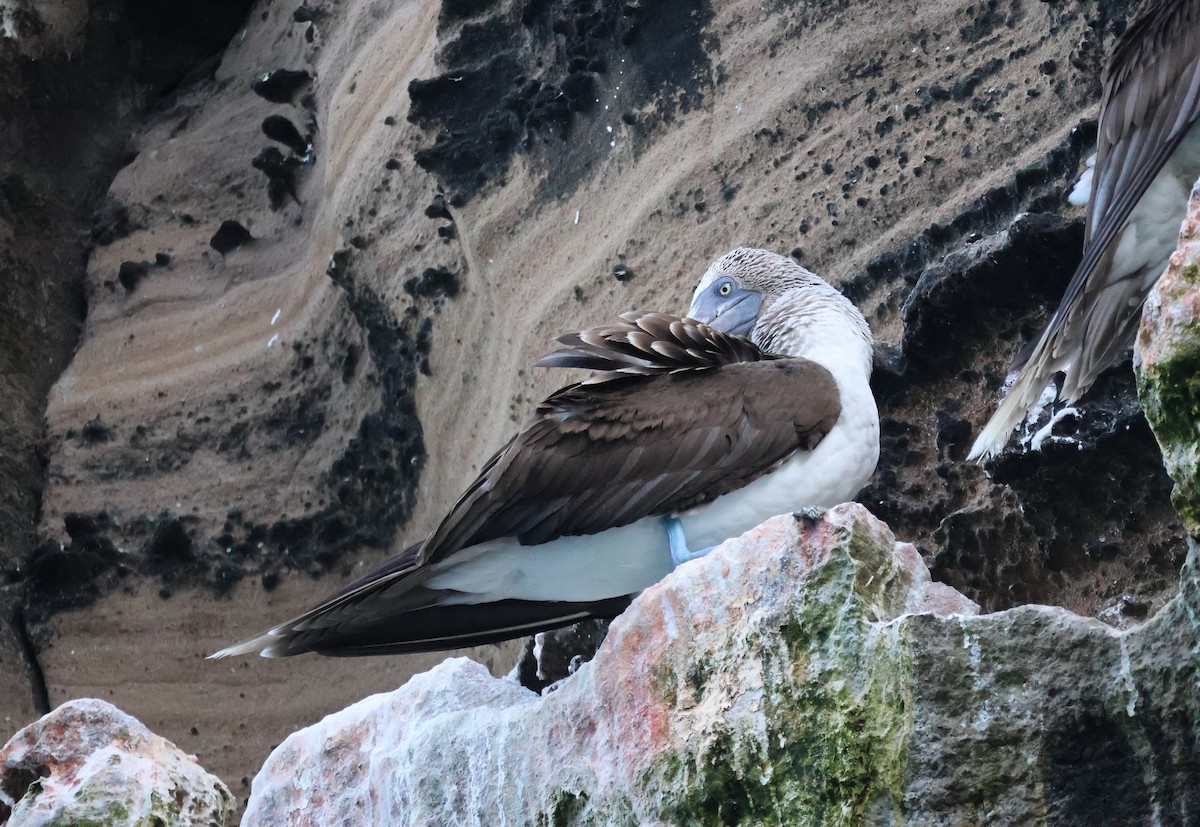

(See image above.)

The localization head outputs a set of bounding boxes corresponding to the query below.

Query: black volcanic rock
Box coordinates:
[251,69,311,104]
[261,115,310,155]
[251,147,300,208]
[209,220,251,253]
[407,0,713,202]
[901,212,1083,379]
[117,260,150,292]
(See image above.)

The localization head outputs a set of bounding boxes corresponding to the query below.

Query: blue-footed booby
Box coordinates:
[213,248,879,657]
[970,0,1200,459]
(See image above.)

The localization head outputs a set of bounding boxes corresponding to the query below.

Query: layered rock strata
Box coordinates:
[1,0,1185,802]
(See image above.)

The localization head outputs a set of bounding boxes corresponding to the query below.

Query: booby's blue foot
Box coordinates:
[664,516,715,567]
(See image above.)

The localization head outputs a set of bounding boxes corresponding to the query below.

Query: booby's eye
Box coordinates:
[718,282,733,296]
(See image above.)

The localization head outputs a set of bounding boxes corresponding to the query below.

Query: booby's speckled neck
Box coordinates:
[752,284,874,381]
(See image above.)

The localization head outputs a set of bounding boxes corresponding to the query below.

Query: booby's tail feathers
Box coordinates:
[968,348,1062,461]
[212,594,633,658]
[968,249,1157,461]
[210,540,634,658]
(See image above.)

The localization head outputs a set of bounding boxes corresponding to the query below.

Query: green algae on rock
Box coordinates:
[647,517,916,826]
[1137,183,1200,537]
[242,505,978,825]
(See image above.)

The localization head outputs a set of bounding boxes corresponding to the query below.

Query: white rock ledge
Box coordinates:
[0,697,233,826]
[242,504,979,826]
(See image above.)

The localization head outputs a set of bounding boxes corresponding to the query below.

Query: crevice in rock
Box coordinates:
[123,0,256,94]
[0,0,253,638]
[12,604,50,715]
[517,618,611,692]
[0,763,45,816]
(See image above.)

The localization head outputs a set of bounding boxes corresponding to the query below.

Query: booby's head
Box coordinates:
[688,248,872,367]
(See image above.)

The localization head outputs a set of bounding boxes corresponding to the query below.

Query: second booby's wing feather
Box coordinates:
[418,313,840,566]
[970,0,1200,459]
[1087,0,1200,245]
[1033,0,1200,358]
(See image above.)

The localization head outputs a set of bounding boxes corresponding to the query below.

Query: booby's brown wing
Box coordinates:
[213,314,840,657]
[417,312,840,566]
[1086,0,1200,248]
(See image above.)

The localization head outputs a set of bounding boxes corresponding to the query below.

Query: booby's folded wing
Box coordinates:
[213,314,840,658]
[417,312,840,566]
[1086,0,1200,251]
[1047,0,1200,365]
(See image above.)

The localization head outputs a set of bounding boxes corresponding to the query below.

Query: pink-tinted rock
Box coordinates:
[0,698,232,826]
[243,504,978,826]
[242,497,1200,825]
[1137,178,1200,536]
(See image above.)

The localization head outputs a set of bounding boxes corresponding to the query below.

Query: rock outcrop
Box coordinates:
[1138,180,1200,538]
[243,506,974,825]
[0,698,233,826]
[244,504,1200,825]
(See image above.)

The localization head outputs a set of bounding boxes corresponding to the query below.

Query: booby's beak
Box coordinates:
[687,290,763,338]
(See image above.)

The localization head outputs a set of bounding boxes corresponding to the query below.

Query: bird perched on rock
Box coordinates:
[214,248,879,658]
[969,0,1200,459]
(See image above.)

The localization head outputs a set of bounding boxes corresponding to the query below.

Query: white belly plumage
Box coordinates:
[423,395,880,604]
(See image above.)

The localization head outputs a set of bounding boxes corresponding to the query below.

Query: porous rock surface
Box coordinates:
[0,0,1191,806]
[245,504,1200,826]
[0,698,233,826]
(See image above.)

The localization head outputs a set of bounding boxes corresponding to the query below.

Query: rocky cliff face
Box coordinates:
[0,0,1188,811]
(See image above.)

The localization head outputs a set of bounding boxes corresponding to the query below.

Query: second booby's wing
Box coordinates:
[970,0,1200,459]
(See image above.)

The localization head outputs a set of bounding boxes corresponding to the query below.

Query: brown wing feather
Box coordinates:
[534,312,771,377]
[971,0,1200,458]
[215,313,840,658]
[420,356,839,565]
[1055,0,1200,322]
[1089,0,1200,241]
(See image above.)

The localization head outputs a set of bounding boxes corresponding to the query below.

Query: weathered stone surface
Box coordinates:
[243,505,978,825]
[243,504,1200,825]
[1138,179,1200,537]
[0,698,233,826]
